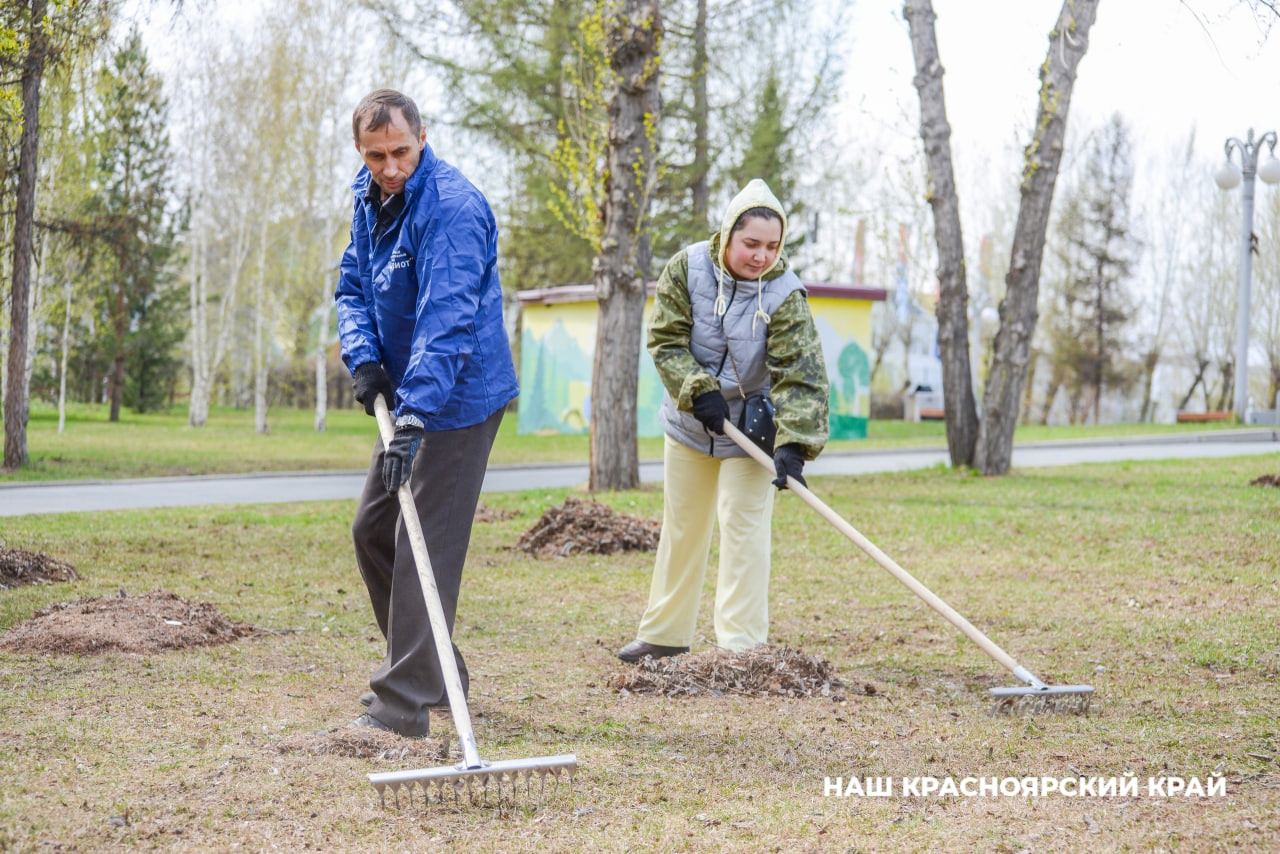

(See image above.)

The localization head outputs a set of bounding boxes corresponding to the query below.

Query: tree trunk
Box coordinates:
[4,0,49,469]
[1138,348,1158,422]
[314,278,329,432]
[690,0,709,228]
[24,237,47,399]
[1268,360,1279,411]
[188,229,208,426]
[1020,346,1038,423]
[589,0,662,492]
[108,265,126,422]
[1214,361,1233,412]
[192,220,248,426]
[1176,358,1206,412]
[975,0,1099,474]
[1039,363,1062,425]
[254,219,269,434]
[903,0,979,466]
[57,273,71,434]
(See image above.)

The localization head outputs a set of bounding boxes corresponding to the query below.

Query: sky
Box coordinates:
[131,0,1280,175]
[836,0,1280,172]
[127,0,1280,280]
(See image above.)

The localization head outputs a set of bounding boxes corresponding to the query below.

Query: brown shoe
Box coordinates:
[617,639,689,663]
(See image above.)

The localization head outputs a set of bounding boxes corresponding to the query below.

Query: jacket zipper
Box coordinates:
[706,278,739,456]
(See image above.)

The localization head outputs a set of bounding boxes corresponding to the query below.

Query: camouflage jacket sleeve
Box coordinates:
[647,249,720,410]
[766,290,829,459]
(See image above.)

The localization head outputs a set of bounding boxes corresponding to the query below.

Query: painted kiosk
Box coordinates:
[516,283,886,439]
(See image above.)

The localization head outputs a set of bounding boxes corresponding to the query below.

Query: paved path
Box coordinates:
[1,429,1275,517]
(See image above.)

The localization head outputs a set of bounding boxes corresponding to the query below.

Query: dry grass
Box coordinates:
[0,453,1277,850]
[608,645,848,699]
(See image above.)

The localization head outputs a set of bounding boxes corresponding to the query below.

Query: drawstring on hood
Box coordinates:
[712,178,789,336]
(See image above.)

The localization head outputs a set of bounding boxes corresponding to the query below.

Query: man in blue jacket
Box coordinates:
[336,89,518,738]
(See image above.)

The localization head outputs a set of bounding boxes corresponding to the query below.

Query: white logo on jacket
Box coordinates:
[387,248,413,271]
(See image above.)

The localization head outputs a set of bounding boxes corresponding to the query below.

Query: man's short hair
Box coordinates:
[352,89,423,142]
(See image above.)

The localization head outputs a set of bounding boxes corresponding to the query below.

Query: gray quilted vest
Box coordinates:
[659,241,806,458]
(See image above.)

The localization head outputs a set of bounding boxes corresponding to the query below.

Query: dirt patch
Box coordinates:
[1249,474,1280,487]
[474,503,517,523]
[277,727,449,761]
[609,645,857,699]
[0,547,78,590]
[0,589,257,655]
[516,497,660,558]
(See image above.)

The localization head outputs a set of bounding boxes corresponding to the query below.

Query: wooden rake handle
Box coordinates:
[720,421,1023,677]
[374,395,483,768]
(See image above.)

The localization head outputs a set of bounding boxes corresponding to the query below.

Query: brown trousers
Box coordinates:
[351,407,503,736]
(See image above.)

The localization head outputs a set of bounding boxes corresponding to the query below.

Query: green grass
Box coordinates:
[0,400,1246,482]
[0,454,1277,849]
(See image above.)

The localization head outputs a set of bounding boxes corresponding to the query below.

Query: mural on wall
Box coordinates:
[811,297,873,439]
[518,291,877,439]
[519,301,665,436]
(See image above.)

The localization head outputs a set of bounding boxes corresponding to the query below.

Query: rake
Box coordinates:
[722,421,1093,716]
[366,396,577,806]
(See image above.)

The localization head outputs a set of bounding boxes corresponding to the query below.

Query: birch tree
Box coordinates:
[1255,176,1280,409]
[1175,184,1236,411]
[177,33,256,427]
[1135,130,1197,421]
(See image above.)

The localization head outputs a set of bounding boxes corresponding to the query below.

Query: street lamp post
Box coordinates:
[1214,128,1280,419]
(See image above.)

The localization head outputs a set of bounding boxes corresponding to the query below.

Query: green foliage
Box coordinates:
[378,0,840,287]
[728,67,794,201]
[546,0,608,253]
[124,282,185,412]
[84,28,184,413]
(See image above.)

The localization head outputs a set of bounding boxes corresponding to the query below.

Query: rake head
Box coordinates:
[989,684,1094,716]
[369,754,577,808]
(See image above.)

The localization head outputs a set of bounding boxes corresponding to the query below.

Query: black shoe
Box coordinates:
[361,690,451,711]
[617,639,689,663]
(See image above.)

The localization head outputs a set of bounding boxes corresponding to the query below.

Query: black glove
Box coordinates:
[352,363,394,417]
[382,423,425,494]
[772,443,806,490]
[692,390,730,435]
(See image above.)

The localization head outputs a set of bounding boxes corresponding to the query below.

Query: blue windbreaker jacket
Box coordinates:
[335,143,518,430]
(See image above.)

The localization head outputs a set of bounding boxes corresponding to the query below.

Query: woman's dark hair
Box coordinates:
[731,206,783,233]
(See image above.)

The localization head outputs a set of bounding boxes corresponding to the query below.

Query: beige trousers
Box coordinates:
[637,435,776,651]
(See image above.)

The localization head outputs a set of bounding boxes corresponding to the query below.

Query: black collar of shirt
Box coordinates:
[367,180,406,240]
